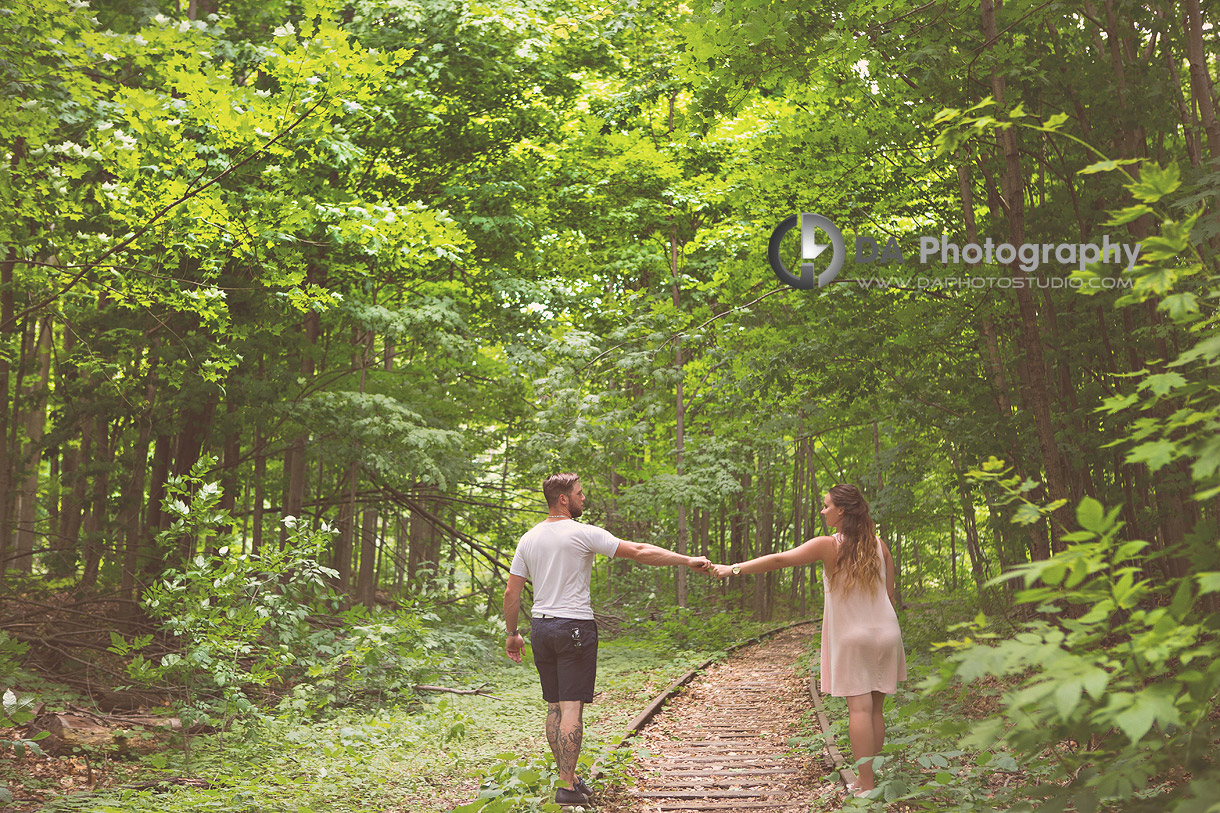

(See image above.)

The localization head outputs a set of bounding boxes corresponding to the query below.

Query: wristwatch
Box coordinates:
[506,629,519,636]
[731,564,741,575]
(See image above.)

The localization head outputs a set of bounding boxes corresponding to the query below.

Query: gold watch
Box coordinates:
[731,564,741,575]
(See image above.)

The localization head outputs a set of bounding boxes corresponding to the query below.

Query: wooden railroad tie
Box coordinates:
[603,621,850,813]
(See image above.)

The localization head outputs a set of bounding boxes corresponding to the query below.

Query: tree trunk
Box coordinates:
[120,372,157,605]
[950,512,958,590]
[754,467,774,621]
[981,0,1073,553]
[409,485,443,584]
[219,400,240,521]
[144,431,173,572]
[0,142,24,578]
[252,431,266,552]
[171,396,218,563]
[15,316,52,572]
[358,506,378,606]
[670,228,688,610]
[729,470,749,609]
[951,445,988,591]
[335,462,357,587]
[78,417,111,591]
[1182,0,1220,159]
[281,296,320,547]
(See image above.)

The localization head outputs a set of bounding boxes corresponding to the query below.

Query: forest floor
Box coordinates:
[2,631,727,813]
[3,601,1070,813]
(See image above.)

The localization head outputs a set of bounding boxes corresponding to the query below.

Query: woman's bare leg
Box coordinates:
[872,690,886,768]
[845,693,879,790]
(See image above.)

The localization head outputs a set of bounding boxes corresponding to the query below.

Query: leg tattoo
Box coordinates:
[556,700,584,786]
[546,703,562,765]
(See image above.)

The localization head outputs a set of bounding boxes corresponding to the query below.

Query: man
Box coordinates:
[503,472,710,807]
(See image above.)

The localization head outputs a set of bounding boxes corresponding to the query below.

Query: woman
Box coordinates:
[709,484,905,797]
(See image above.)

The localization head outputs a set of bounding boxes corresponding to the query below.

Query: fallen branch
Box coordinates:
[412,683,502,700]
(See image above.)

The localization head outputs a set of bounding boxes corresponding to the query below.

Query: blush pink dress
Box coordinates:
[821,534,906,697]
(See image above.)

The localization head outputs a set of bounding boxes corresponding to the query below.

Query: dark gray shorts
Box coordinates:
[530,617,598,703]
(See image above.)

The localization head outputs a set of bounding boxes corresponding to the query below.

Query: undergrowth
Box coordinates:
[788,596,1043,811]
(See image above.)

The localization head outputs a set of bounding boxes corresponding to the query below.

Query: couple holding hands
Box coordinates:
[503,473,906,806]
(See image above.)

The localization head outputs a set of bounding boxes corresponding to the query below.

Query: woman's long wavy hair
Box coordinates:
[827,484,882,594]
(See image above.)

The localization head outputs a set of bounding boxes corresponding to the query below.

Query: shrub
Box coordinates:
[925,492,1220,812]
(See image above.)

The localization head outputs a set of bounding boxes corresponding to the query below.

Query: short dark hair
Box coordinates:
[543,473,580,507]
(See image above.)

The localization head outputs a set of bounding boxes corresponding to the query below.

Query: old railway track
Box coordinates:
[604,621,854,813]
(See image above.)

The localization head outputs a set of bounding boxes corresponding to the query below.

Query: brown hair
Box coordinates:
[827,484,882,594]
[543,473,581,508]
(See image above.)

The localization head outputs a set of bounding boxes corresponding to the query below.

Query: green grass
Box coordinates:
[27,633,722,813]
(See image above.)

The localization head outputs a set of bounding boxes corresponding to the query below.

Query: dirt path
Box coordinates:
[606,623,851,813]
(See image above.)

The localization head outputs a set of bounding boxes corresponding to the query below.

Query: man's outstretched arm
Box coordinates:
[614,541,710,571]
[503,574,527,663]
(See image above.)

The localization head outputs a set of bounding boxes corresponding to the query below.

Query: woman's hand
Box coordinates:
[709,563,734,579]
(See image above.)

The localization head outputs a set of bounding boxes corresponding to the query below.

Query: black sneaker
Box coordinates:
[555,786,591,806]
[573,777,594,798]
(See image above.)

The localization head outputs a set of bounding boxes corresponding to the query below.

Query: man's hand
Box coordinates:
[708,563,733,579]
[687,556,711,572]
[506,633,524,663]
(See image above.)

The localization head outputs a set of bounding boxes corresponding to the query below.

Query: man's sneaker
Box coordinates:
[573,777,594,798]
[555,786,591,806]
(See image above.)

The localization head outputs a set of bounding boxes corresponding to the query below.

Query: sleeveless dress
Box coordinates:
[820,534,906,697]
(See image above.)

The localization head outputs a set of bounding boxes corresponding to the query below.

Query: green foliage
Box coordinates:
[452,752,565,813]
[1,680,51,763]
[922,94,1220,813]
[925,489,1220,812]
[276,606,496,716]
[453,738,634,813]
[0,630,26,686]
[631,603,751,650]
[110,459,339,734]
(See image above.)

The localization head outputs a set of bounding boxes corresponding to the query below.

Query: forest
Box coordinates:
[1,0,1218,810]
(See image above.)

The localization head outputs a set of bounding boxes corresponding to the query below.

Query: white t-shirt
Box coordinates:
[509,520,623,620]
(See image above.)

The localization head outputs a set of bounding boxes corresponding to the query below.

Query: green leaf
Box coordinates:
[1104,204,1154,227]
[1053,679,1083,721]
[1111,687,1181,743]
[1198,573,1220,595]
[1125,440,1176,471]
[1138,372,1187,396]
[1041,112,1070,130]
[1079,158,1139,175]
[1159,293,1200,321]
[1190,436,1220,480]
[1129,162,1181,203]
[1012,502,1045,525]
[1170,335,1220,367]
[1075,497,1104,533]
[1111,699,1154,743]
[1099,392,1139,413]
[1081,667,1110,700]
